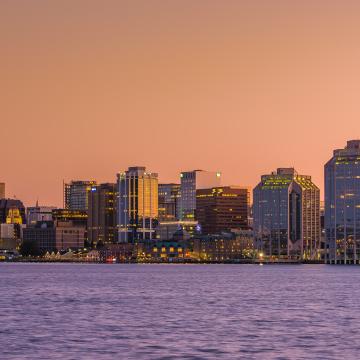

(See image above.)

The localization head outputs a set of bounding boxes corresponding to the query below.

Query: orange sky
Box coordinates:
[1,0,360,206]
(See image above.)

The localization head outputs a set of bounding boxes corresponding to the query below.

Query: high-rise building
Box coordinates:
[117,167,158,243]
[64,180,97,211]
[179,170,221,220]
[27,203,57,227]
[253,168,320,260]
[196,186,249,234]
[158,183,180,221]
[0,183,5,199]
[325,140,360,264]
[88,183,117,246]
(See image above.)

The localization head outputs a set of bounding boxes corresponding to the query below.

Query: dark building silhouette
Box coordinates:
[23,221,56,254]
[87,183,117,246]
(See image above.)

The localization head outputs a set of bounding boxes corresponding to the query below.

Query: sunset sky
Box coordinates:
[1,0,360,206]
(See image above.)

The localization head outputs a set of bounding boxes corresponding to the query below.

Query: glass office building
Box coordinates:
[179,170,221,220]
[117,167,158,243]
[158,183,180,221]
[64,180,97,211]
[325,140,360,264]
[253,168,320,260]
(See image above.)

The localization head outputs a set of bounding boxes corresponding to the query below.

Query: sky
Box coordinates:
[1,0,360,206]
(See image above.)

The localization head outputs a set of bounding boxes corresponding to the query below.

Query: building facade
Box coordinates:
[196,186,249,234]
[55,221,86,251]
[158,183,180,221]
[0,199,26,224]
[27,204,57,227]
[64,180,97,211]
[155,220,199,240]
[23,220,85,253]
[179,170,221,220]
[117,167,158,243]
[325,140,360,264]
[52,209,88,228]
[87,183,117,246]
[22,221,56,254]
[253,168,320,260]
[193,231,254,262]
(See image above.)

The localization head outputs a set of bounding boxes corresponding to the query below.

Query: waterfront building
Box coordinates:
[253,168,320,260]
[137,239,192,262]
[158,183,180,221]
[179,170,221,220]
[0,223,20,251]
[64,180,97,211]
[23,220,86,254]
[55,221,85,251]
[27,203,57,226]
[87,183,117,246]
[0,183,5,199]
[325,140,360,264]
[22,221,56,254]
[196,186,249,234]
[117,166,158,243]
[192,230,254,262]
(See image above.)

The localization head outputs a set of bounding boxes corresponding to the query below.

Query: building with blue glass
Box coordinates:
[325,140,360,264]
[253,168,320,260]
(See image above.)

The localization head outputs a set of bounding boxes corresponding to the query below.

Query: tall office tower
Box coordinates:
[253,168,320,260]
[325,140,360,264]
[158,183,180,221]
[64,180,97,211]
[0,183,5,199]
[87,183,117,246]
[196,186,250,234]
[179,170,221,220]
[117,167,158,243]
[27,204,57,227]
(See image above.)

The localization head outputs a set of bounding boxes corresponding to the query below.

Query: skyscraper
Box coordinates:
[158,183,180,221]
[87,183,117,246]
[0,183,5,199]
[253,168,320,260]
[196,186,249,234]
[325,140,360,264]
[179,170,221,220]
[117,167,158,243]
[64,180,97,211]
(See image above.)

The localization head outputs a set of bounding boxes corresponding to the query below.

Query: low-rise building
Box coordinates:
[193,231,255,262]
